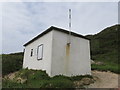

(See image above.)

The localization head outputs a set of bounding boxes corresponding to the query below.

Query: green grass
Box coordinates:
[2,79,25,88]
[2,52,23,76]
[86,24,120,74]
[2,69,93,88]
[86,24,119,64]
[91,62,119,74]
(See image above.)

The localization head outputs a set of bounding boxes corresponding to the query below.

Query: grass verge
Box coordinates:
[91,63,119,74]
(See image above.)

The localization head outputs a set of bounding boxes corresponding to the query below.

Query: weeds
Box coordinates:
[3,69,93,88]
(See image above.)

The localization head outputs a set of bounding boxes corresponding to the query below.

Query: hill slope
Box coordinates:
[2,24,120,76]
[86,24,120,64]
[3,69,94,88]
[2,52,23,76]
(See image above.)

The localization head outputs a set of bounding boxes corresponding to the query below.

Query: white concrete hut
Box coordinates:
[23,26,91,77]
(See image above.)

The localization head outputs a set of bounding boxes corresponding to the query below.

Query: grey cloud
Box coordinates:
[2,2,118,53]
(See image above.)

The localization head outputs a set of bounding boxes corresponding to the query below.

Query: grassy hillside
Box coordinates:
[86,24,119,63]
[86,24,120,73]
[2,52,23,76]
[3,69,93,88]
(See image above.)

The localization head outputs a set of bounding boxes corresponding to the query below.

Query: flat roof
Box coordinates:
[24,26,90,46]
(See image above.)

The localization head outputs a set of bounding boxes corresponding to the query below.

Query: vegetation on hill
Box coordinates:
[2,52,23,76]
[86,24,120,73]
[3,69,94,88]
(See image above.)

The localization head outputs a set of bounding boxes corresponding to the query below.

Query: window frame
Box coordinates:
[37,44,43,60]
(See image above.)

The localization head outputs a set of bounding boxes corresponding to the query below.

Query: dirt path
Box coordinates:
[88,70,119,88]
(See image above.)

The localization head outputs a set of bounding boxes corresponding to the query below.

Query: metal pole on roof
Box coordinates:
[68,9,71,45]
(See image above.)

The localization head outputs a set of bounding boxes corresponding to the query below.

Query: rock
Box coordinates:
[16,77,27,83]
[80,78,94,85]
[73,78,95,88]
[91,60,95,64]
[91,60,105,65]
[95,61,105,65]
[73,81,83,88]
[93,76,99,81]
[4,71,18,80]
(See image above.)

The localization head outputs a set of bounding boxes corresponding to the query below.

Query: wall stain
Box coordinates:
[65,43,70,75]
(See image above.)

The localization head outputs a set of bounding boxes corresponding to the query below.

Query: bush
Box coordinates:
[2,79,25,88]
[70,75,93,81]
[52,75,70,80]
[18,69,50,80]
[48,79,73,88]
[2,53,23,76]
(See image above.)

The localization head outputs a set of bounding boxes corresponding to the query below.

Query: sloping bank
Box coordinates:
[2,69,95,88]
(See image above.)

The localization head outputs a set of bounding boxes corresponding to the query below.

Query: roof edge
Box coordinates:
[23,26,90,46]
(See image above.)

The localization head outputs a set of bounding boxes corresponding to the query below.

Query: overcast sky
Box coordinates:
[1,2,118,54]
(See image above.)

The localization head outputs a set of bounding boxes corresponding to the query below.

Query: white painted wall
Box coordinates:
[51,30,91,76]
[23,29,91,77]
[23,31,53,76]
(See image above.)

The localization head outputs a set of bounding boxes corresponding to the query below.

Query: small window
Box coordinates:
[37,44,43,60]
[30,49,33,57]
[23,49,25,53]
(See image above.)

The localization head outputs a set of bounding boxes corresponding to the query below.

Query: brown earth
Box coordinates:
[88,70,119,88]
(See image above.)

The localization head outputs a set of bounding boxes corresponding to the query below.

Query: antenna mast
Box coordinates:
[68,9,71,45]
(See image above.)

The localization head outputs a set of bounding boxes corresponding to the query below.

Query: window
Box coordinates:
[30,49,33,57]
[37,44,43,60]
[23,49,25,53]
